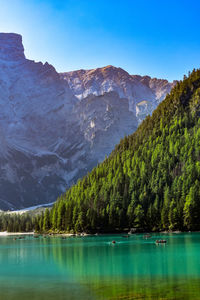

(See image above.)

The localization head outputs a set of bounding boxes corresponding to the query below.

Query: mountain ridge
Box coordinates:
[61,65,176,123]
[0,32,175,210]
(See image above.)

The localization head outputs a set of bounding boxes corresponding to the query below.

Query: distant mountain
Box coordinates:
[61,65,176,123]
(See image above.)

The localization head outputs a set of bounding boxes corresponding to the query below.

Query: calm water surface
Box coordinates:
[0,233,200,299]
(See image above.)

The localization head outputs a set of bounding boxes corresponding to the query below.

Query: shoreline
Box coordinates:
[0,231,81,237]
[0,230,194,237]
[0,231,35,236]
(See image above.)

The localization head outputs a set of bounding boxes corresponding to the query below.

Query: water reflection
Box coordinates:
[50,233,200,277]
[49,233,200,298]
[0,233,200,299]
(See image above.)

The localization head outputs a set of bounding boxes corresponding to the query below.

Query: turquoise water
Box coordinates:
[1,233,200,299]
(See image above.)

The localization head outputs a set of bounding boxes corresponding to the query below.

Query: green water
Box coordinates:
[1,233,200,299]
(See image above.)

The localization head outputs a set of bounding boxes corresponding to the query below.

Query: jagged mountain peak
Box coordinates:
[61,65,175,118]
[0,32,59,81]
[62,65,131,80]
[88,65,130,76]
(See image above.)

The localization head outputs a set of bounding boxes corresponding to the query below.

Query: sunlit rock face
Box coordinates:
[61,65,176,122]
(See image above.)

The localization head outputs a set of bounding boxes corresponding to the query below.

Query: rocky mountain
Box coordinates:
[0,33,83,209]
[0,33,176,210]
[75,92,137,163]
[0,33,138,210]
[61,66,176,123]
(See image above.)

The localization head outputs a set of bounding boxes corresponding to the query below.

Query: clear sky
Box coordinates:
[0,0,200,81]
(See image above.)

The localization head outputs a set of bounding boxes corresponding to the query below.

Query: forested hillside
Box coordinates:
[2,69,200,233]
[35,69,200,233]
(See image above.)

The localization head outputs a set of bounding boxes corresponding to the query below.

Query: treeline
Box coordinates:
[0,213,34,232]
[2,69,200,233]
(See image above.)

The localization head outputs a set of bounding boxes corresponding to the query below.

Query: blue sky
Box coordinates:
[0,0,200,81]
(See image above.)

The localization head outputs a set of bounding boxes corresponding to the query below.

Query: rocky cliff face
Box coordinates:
[0,33,138,209]
[0,33,25,61]
[0,33,83,209]
[61,66,176,123]
[132,74,176,102]
[75,91,137,163]
[0,33,176,210]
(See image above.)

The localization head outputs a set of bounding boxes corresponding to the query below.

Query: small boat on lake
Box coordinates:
[155,239,167,244]
[112,240,116,244]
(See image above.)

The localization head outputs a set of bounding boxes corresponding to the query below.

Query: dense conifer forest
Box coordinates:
[2,69,200,233]
[0,213,34,232]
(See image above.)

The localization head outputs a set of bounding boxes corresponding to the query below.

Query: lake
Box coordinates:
[0,232,200,299]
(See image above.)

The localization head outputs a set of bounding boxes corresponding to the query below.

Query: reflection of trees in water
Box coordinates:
[45,234,200,299]
[0,234,199,299]
[42,237,103,299]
